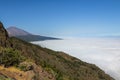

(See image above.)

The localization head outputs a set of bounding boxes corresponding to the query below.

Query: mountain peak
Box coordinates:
[0,22,9,47]
[7,27,60,41]
[7,26,31,37]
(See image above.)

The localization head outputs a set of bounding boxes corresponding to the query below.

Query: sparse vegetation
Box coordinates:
[9,37,114,80]
[0,74,13,80]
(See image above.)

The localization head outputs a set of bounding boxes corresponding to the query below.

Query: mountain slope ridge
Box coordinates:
[0,22,115,80]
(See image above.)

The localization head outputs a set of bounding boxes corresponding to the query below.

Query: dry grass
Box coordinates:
[0,66,35,80]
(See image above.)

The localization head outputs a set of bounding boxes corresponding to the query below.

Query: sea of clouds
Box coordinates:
[32,38,120,80]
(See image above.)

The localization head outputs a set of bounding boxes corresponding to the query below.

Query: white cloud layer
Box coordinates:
[32,38,120,80]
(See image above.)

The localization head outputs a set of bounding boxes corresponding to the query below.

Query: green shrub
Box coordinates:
[19,61,33,71]
[0,47,25,67]
[0,75,13,80]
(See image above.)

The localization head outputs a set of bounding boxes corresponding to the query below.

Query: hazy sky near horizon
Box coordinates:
[0,0,120,37]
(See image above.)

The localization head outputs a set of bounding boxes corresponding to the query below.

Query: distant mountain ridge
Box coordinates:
[7,27,31,36]
[7,27,60,42]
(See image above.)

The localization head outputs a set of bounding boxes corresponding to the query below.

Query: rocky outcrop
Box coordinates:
[0,22,9,47]
[0,61,56,80]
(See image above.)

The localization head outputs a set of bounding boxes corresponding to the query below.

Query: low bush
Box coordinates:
[0,47,25,67]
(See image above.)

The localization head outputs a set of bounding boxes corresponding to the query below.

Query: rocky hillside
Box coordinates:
[0,22,114,80]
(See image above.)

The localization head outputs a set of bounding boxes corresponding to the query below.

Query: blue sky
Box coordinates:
[0,0,120,37]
